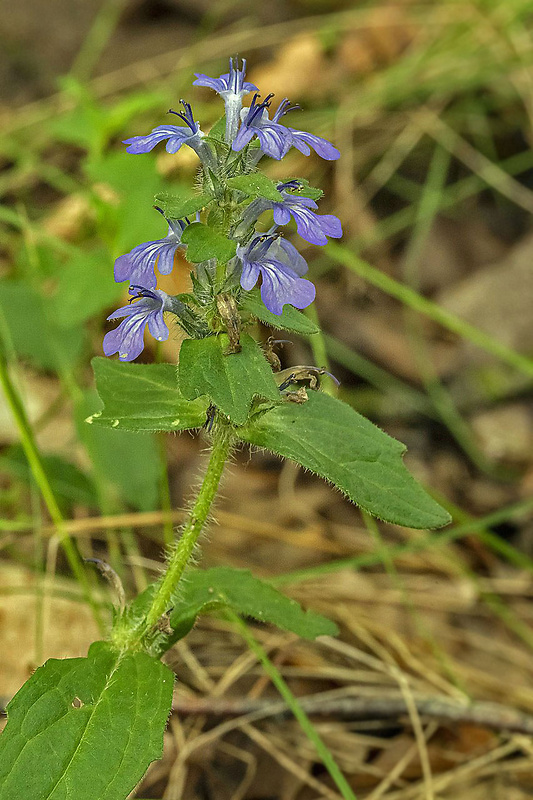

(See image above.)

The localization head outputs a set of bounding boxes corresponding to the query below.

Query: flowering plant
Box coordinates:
[0,58,449,800]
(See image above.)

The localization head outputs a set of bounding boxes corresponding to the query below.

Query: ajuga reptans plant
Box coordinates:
[0,58,450,800]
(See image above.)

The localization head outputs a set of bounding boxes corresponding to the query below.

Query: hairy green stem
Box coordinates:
[143,426,233,633]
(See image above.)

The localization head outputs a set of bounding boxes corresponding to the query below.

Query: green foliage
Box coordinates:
[124,567,338,655]
[242,288,320,335]
[206,115,226,142]
[0,642,173,800]
[239,391,451,529]
[90,357,209,432]
[178,333,280,424]
[78,390,160,511]
[153,190,213,219]
[181,222,237,263]
[227,174,283,201]
[0,281,85,371]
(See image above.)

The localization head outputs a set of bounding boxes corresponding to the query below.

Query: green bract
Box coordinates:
[179,333,280,424]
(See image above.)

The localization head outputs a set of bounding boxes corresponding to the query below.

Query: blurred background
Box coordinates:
[3,0,533,797]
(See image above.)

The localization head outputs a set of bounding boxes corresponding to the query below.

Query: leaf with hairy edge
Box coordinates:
[154,191,212,219]
[89,357,209,432]
[242,289,320,335]
[227,174,283,201]
[124,568,337,656]
[181,222,237,262]
[179,334,280,425]
[239,391,451,530]
[0,642,174,800]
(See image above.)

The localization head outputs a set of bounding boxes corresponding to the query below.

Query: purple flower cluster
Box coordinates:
[104,57,342,361]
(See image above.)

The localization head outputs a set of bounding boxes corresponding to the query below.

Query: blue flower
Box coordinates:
[232,94,290,160]
[193,57,258,97]
[232,95,340,161]
[236,233,315,315]
[103,287,175,362]
[123,101,216,169]
[194,58,258,144]
[114,215,189,289]
[272,184,342,245]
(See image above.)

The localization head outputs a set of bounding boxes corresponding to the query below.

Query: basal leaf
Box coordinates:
[89,357,209,432]
[178,334,279,425]
[154,191,212,220]
[242,288,320,335]
[239,391,451,530]
[181,222,237,263]
[0,641,174,800]
[227,174,283,201]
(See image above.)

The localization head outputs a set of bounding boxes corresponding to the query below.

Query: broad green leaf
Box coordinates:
[168,567,338,646]
[242,288,320,335]
[124,568,337,655]
[52,248,122,327]
[0,641,173,800]
[89,357,209,432]
[78,389,160,511]
[227,174,283,201]
[154,190,212,219]
[239,391,451,530]
[181,222,237,262]
[179,334,279,425]
[0,281,85,371]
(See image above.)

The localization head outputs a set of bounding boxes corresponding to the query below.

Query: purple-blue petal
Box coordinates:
[232,126,255,152]
[259,259,315,315]
[287,129,340,160]
[193,74,228,92]
[123,125,192,154]
[240,260,261,291]
[273,205,292,225]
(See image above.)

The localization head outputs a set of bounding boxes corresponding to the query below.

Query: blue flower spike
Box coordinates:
[194,57,258,143]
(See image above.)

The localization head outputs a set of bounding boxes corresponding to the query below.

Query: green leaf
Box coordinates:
[180,222,237,263]
[239,391,451,530]
[179,334,280,425]
[126,568,337,655]
[154,191,212,219]
[78,390,160,511]
[170,567,337,645]
[227,174,283,201]
[206,115,226,142]
[242,288,320,335]
[0,641,173,800]
[89,357,208,432]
